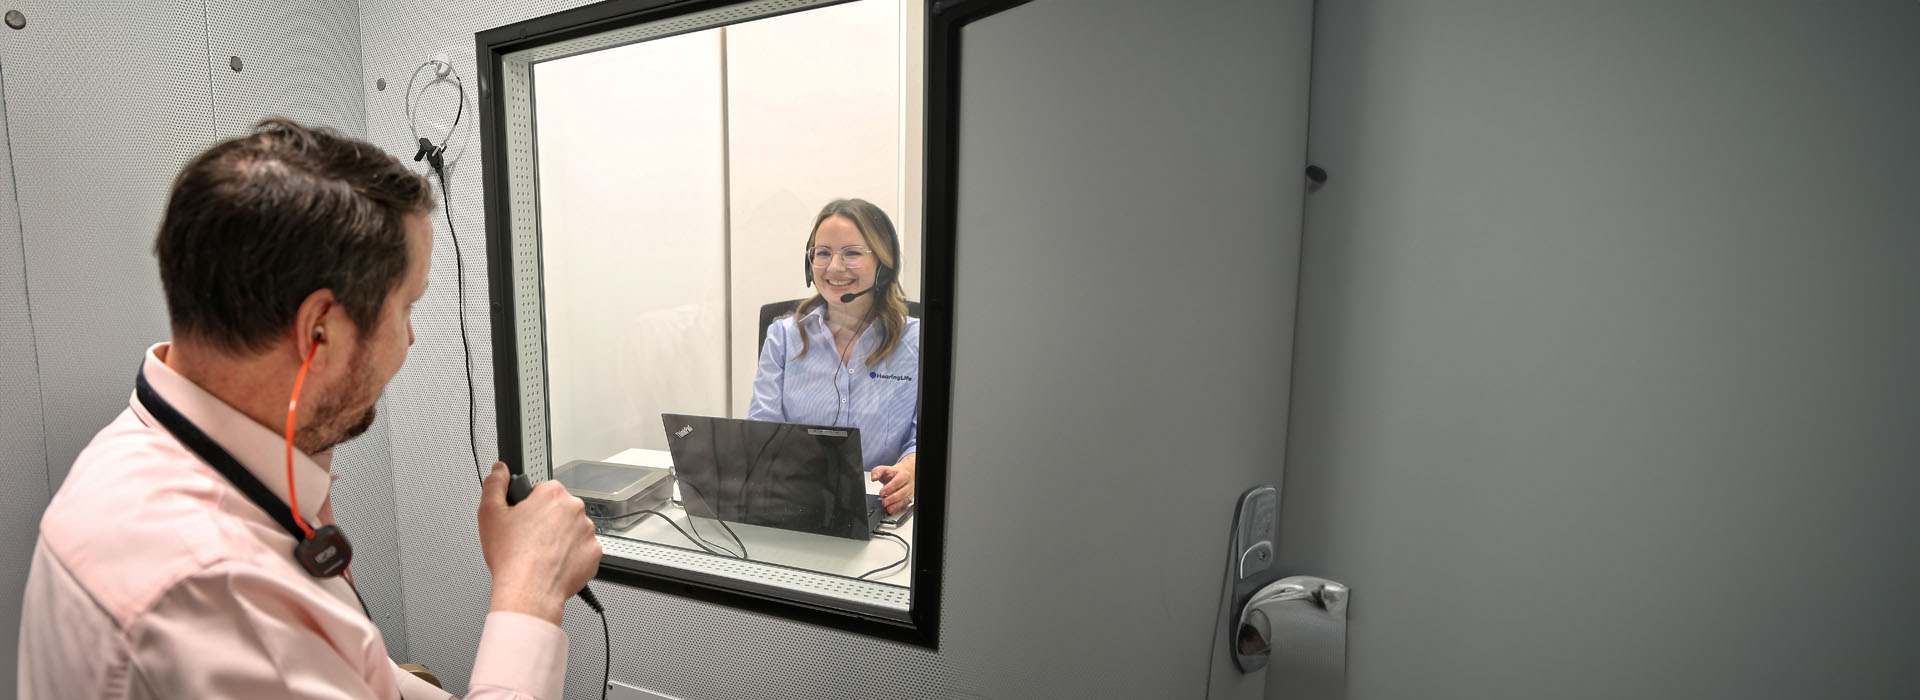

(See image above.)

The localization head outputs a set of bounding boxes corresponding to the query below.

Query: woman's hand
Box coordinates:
[871,455,916,515]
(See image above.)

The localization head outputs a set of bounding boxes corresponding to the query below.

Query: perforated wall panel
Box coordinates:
[0,0,407,672]
[361,2,527,693]
[200,0,409,656]
[0,0,210,483]
[500,57,546,482]
[328,402,412,658]
[206,0,368,137]
[0,61,54,697]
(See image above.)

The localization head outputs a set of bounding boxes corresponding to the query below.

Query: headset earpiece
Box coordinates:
[413,137,433,162]
[878,222,902,290]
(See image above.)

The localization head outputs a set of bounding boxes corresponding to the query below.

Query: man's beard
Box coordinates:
[295,347,380,454]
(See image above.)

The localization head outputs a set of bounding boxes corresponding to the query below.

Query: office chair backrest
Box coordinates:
[756,298,924,359]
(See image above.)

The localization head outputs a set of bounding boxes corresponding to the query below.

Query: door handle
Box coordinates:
[1234,575,1348,673]
[1208,485,1351,699]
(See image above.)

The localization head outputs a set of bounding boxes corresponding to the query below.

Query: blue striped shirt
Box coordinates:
[749,305,920,471]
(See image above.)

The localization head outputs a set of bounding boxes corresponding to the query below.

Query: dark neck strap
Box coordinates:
[134,369,311,541]
[133,367,375,630]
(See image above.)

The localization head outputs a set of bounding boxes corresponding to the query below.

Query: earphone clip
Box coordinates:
[294,524,353,578]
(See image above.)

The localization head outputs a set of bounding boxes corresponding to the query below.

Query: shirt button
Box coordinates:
[841,398,848,404]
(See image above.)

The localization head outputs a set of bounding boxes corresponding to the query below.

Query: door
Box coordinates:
[938,0,1314,696]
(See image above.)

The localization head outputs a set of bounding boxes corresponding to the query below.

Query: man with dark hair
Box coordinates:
[17,118,601,699]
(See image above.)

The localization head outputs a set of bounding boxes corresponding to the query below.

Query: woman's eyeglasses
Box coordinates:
[808,245,870,269]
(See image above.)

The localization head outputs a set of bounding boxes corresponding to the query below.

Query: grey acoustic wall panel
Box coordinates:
[1282,2,1920,698]
[207,0,368,137]
[359,1,561,693]
[202,0,408,656]
[327,400,412,659]
[362,0,1309,698]
[0,0,213,483]
[0,58,54,697]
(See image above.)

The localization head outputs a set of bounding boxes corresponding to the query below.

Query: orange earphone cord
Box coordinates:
[285,341,319,540]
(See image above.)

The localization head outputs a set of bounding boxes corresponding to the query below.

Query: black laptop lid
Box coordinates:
[661,414,869,540]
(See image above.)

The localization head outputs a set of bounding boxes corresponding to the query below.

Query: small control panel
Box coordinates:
[1235,486,1278,580]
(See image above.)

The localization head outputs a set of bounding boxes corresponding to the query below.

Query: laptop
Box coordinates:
[661,413,885,540]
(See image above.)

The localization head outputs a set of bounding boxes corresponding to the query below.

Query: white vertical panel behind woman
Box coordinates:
[725,0,913,417]
[535,31,728,461]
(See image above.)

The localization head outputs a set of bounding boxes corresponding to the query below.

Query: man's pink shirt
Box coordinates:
[17,343,568,699]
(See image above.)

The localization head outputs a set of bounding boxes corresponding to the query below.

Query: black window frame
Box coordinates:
[477,0,1027,648]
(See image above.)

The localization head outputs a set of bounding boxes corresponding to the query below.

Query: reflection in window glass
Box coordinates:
[530,0,926,607]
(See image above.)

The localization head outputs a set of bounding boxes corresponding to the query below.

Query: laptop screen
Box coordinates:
[662,414,871,539]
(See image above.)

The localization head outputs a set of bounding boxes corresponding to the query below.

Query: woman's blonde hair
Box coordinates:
[794,198,908,365]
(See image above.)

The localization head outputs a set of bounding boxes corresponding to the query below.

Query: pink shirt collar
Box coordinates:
[130,342,336,524]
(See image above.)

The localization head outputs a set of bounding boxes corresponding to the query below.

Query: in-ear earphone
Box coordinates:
[284,338,351,577]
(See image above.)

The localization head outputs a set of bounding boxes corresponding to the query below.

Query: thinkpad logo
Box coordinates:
[675,425,693,438]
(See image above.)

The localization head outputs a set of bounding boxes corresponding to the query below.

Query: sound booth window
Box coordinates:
[480,0,953,642]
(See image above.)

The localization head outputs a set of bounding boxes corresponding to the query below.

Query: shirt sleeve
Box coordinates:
[466,612,571,700]
[748,320,788,422]
[129,562,570,700]
[393,664,456,700]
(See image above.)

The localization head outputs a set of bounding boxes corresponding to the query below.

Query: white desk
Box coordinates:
[595,448,915,590]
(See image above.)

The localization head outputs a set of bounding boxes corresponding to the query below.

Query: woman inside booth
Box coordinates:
[750,198,919,516]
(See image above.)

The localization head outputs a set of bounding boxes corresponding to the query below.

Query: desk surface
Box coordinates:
[595,448,915,588]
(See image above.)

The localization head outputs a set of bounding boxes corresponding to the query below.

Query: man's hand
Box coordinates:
[478,462,601,626]
[871,456,916,516]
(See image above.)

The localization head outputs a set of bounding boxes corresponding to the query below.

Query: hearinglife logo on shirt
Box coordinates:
[869,371,912,382]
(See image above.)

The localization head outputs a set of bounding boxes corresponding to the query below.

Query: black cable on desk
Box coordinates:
[634,509,746,559]
[671,478,749,559]
[858,530,911,580]
[684,514,742,559]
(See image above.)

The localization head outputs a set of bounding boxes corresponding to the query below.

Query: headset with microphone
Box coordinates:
[406,59,462,176]
[804,217,901,304]
[801,210,902,425]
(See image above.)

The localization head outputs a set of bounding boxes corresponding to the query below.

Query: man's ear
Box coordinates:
[292,289,340,363]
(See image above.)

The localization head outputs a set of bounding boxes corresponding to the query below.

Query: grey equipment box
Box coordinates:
[553,460,673,531]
